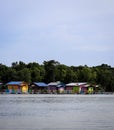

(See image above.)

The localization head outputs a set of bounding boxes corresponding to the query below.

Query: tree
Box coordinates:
[17,68,31,83]
[64,67,77,83]
[0,64,9,83]
[55,64,67,82]
[43,60,60,82]
[96,65,113,92]
[12,61,26,71]
[27,62,45,82]
[31,67,42,82]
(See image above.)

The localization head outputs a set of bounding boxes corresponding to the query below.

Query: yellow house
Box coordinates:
[88,87,94,94]
[6,81,28,94]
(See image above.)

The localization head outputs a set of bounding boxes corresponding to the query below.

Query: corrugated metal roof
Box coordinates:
[57,84,65,88]
[6,81,24,86]
[66,83,78,86]
[48,82,58,86]
[66,82,87,86]
[78,82,87,85]
[48,82,65,87]
[34,82,48,87]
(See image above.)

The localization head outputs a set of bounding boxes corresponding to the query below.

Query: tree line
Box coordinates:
[0,60,114,92]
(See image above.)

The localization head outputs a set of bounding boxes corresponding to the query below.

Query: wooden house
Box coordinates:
[6,81,28,94]
[79,83,88,94]
[65,82,89,94]
[79,83,99,94]
[87,85,94,94]
[48,81,65,94]
[65,83,80,94]
[30,82,48,94]
[48,82,58,94]
[88,84,99,94]
[56,82,65,94]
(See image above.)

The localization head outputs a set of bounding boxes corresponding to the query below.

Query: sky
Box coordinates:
[0,0,114,67]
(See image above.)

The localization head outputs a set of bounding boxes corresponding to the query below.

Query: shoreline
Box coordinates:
[0,93,114,98]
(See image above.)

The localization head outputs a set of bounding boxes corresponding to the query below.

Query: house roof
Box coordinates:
[66,82,87,86]
[48,81,65,87]
[78,82,87,85]
[6,81,25,86]
[66,83,78,86]
[34,82,48,87]
[48,82,58,86]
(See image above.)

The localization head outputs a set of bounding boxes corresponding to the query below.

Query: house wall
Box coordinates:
[73,86,80,94]
[80,85,88,94]
[48,86,57,93]
[7,83,28,94]
[65,86,73,94]
[65,86,80,94]
[8,85,20,93]
[88,87,94,94]
[31,86,47,94]
[22,85,28,93]
[58,87,64,94]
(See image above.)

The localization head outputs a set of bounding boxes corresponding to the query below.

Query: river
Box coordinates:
[0,94,114,130]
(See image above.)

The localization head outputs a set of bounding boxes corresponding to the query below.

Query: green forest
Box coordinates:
[0,60,114,92]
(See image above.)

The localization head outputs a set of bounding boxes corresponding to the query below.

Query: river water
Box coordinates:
[0,94,114,130]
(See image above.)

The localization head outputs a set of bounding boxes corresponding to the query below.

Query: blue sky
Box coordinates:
[0,0,114,67]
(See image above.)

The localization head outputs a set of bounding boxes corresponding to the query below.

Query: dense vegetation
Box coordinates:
[0,60,114,92]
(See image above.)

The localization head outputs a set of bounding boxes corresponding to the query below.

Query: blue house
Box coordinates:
[6,81,28,94]
[30,82,48,94]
